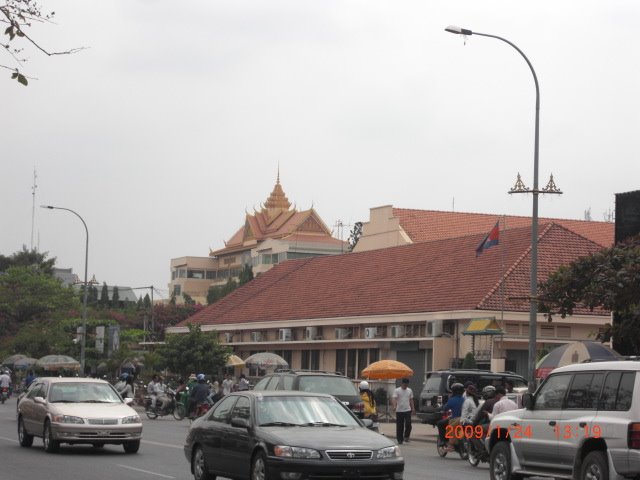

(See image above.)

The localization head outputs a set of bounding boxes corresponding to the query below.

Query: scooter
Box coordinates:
[144,392,185,420]
[436,410,469,460]
[0,386,8,404]
[466,426,490,467]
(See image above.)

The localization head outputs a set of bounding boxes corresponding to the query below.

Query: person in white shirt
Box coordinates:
[392,378,415,445]
[222,374,234,396]
[461,384,481,425]
[489,385,518,420]
[0,370,11,388]
[238,374,250,391]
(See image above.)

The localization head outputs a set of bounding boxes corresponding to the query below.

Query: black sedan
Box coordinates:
[184,390,404,480]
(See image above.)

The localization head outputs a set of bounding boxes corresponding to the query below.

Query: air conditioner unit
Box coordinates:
[390,325,405,338]
[305,327,318,340]
[364,327,377,339]
[335,328,350,339]
[224,332,233,343]
[429,320,443,337]
[251,331,263,342]
[279,328,292,341]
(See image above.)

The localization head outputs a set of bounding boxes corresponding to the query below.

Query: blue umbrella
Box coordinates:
[535,341,621,379]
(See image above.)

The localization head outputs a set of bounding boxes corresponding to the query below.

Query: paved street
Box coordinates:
[1,402,488,480]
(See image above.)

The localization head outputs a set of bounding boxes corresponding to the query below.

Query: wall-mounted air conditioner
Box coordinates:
[279,328,292,341]
[224,332,233,343]
[251,331,263,342]
[428,320,443,337]
[364,327,377,339]
[390,325,405,338]
[306,326,318,340]
[335,328,350,339]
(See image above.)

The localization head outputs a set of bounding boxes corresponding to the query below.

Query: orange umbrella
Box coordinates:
[361,359,413,380]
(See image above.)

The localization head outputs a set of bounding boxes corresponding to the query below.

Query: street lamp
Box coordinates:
[445,26,561,391]
[41,205,89,376]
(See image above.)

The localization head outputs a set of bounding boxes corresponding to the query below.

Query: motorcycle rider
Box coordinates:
[0,370,11,398]
[119,374,135,399]
[114,373,129,395]
[154,376,174,412]
[437,382,465,451]
[359,380,378,421]
[487,385,518,420]
[189,374,210,417]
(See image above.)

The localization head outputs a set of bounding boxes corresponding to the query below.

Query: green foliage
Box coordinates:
[348,221,363,252]
[0,266,78,335]
[0,246,56,274]
[157,324,230,376]
[238,264,254,286]
[112,286,120,307]
[182,293,195,305]
[207,278,239,305]
[143,293,151,309]
[100,282,109,307]
[539,236,640,355]
[462,352,477,369]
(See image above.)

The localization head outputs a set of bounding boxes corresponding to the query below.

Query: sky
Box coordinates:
[2,0,639,299]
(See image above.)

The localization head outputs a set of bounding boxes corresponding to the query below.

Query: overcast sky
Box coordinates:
[2,0,638,299]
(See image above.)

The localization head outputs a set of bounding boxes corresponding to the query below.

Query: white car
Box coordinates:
[486,360,640,480]
[17,377,143,454]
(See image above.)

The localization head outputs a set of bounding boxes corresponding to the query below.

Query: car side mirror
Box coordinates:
[124,397,134,405]
[522,393,534,410]
[231,417,250,429]
[34,396,45,404]
[361,418,374,428]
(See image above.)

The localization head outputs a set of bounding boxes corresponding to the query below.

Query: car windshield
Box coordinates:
[49,383,122,403]
[298,376,357,395]
[256,395,360,427]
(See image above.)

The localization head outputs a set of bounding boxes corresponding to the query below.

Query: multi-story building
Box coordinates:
[169,175,347,304]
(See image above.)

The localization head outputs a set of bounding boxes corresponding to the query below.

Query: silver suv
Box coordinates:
[486,360,640,480]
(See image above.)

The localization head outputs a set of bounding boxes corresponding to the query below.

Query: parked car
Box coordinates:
[184,390,404,480]
[253,369,365,417]
[417,369,527,425]
[17,376,143,454]
[486,360,640,480]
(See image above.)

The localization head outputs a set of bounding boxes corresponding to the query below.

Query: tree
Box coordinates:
[182,293,195,305]
[348,221,363,252]
[0,266,78,335]
[1,1,83,86]
[238,264,254,286]
[539,236,640,355]
[157,324,230,376]
[462,352,477,369]
[111,285,120,308]
[207,278,239,305]
[99,282,109,308]
[143,293,151,309]
[0,246,55,274]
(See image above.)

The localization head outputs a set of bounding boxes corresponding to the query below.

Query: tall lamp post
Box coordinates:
[41,205,89,376]
[444,26,561,391]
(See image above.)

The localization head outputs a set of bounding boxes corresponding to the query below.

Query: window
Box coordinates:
[556,326,571,338]
[187,269,204,279]
[566,373,603,410]
[205,270,216,279]
[534,374,571,409]
[600,371,635,411]
[506,323,520,335]
[540,325,555,337]
[209,396,236,422]
[301,350,320,370]
[173,284,181,296]
[231,396,250,421]
[283,376,294,390]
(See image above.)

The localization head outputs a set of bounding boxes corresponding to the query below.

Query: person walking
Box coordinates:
[222,374,234,396]
[392,377,415,445]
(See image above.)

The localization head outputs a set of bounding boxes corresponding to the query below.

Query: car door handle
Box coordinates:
[549,421,557,426]
[579,422,587,428]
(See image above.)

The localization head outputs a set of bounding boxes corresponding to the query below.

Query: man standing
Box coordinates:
[222,374,234,396]
[392,378,415,445]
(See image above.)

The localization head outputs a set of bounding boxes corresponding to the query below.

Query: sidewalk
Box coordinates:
[377,416,438,444]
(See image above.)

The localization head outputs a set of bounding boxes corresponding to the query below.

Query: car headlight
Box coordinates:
[51,414,84,424]
[376,446,400,459]
[274,445,321,459]
[122,415,141,424]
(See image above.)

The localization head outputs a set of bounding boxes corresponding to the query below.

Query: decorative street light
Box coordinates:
[41,205,89,376]
[445,26,562,391]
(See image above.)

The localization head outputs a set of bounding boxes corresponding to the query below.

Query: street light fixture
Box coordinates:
[445,26,561,391]
[41,205,89,376]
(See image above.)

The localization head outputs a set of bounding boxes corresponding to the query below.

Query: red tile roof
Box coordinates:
[179,223,608,328]
[393,209,614,248]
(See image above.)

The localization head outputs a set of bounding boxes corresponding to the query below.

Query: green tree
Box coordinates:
[182,293,196,305]
[143,293,151,309]
[207,278,239,305]
[238,264,254,286]
[348,221,363,252]
[539,236,640,355]
[157,324,230,376]
[0,246,56,274]
[100,282,109,308]
[0,266,78,335]
[112,285,120,308]
[462,352,477,369]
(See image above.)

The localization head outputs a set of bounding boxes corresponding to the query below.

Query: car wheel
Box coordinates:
[174,404,186,421]
[192,445,216,480]
[43,420,60,453]
[123,440,140,454]
[251,451,272,480]
[581,451,608,480]
[18,416,33,447]
[489,441,522,480]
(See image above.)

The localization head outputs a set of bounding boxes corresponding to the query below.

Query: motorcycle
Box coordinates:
[466,424,490,467]
[1,386,8,404]
[436,410,469,460]
[144,392,185,420]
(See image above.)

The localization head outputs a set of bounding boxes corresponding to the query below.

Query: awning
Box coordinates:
[463,318,503,336]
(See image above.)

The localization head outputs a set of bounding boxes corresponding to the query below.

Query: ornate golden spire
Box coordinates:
[263,171,291,213]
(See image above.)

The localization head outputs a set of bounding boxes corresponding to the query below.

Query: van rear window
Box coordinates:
[423,374,442,392]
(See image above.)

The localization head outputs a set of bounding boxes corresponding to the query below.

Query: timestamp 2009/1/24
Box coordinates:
[445,423,603,440]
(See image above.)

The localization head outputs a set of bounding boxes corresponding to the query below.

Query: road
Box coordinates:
[0,402,489,480]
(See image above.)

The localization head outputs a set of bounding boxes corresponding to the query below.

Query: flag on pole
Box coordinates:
[476,220,500,256]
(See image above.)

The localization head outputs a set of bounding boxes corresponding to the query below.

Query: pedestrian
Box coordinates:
[222,374,234,396]
[392,377,415,445]
[238,373,250,391]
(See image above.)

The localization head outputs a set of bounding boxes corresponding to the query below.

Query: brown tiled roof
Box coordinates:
[392,209,614,247]
[180,223,607,327]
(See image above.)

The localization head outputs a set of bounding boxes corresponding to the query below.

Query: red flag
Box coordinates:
[476,220,500,256]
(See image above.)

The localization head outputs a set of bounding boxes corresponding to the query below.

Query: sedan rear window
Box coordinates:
[298,376,357,395]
